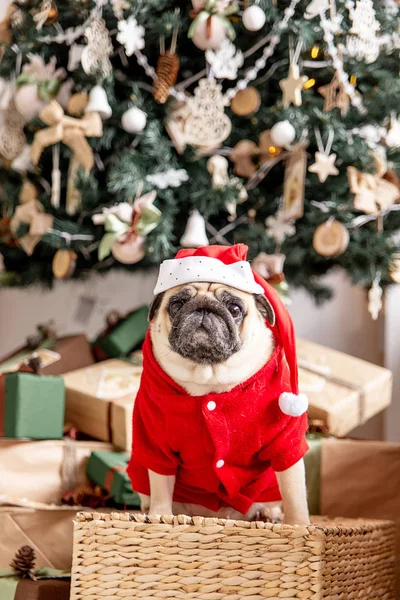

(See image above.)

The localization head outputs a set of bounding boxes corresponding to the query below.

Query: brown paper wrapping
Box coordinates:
[297,339,392,436]
[320,439,400,596]
[63,360,141,448]
[0,439,112,504]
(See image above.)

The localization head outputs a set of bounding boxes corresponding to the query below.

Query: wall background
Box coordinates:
[0,268,396,440]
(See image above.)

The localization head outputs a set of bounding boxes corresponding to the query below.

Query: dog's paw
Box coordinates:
[255,504,283,524]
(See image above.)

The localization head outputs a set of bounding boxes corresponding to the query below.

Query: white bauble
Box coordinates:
[191,15,227,50]
[112,236,145,264]
[270,120,296,148]
[121,106,147,133]
[15,85,45,122]
[242,5,266,31]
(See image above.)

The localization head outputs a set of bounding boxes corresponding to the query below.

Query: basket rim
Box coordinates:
[74,511,395,534]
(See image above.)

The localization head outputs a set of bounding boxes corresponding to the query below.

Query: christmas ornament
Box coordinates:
[33,0,58,30]
[265,208,295,247]
[85,85,112,120]
[312,219,349,257]
[19,178,38,204]
[252,252,286,281]
[52,248,77,279]
[207,154,229,188]
[270,120,296,148]
[116,16,145,56]
[153,50,180,105]
[121,106,147,133]
[304,0,329,19]
[189,2,238,51]
[147,168,189,189]
[347,0,380,64]
[242,5,266,31]
[230,87,260,116]
[81,18,113,78]
[66,92,89,116]
[318,73,350,116]
[230,130,277,177]
[206,39,243,80]
[31,100,102,215]
[96,191,160,263]
[180,210,209,247]
[283,146,307,220]
[368,276,383,320]
[308,129,339,183]
[10,545,36,577]
[15,55,68,123]
[11,144,33,173]
[386,114,400,148]
[68,44,84,72]
[353,125,386,148]
[348,152,400,214]
[183,78,231,150]
[111,0,130,20]
[0,100,26,160]
[165,94,193,154]
[10,199,53,255]
[279,62,308,108]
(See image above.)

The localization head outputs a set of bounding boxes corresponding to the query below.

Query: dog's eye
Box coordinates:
[169,300,183,317]
[228,304,242,318]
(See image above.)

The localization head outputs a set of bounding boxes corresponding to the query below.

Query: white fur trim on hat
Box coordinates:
[153,256,264,295]
[279,392,309,417]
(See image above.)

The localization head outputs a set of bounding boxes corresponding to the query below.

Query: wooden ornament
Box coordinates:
[313,220,349,257]
[318,73,350,116]
[153,51,180,104]
[283,147,307,220]
[308,152,339,183]
[52,249,77,279]
[230,87,261,116]
[279,63,308,108]
[45,0,58,24]
[66,92,89,116]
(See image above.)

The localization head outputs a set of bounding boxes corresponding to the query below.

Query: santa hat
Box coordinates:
[153,244,308,418]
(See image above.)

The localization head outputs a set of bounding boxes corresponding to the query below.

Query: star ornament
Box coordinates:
[279,63,309,108]
[318,74,350,116]
[308,152,339,183]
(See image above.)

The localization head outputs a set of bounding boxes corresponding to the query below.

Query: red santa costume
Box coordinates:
[128,244,309,515]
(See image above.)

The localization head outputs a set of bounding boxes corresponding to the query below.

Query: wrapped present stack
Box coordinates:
[1,307,398,597]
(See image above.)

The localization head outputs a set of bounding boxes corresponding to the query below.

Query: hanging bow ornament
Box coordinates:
[188,0,239,50]
[30,100,103,215]
[348,151,400,214]
[95,191,161,264]
[10,199,53,256]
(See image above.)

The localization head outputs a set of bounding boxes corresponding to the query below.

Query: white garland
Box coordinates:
[319,10,366,114]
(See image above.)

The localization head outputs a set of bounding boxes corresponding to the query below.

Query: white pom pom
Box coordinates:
[279,392,308,417]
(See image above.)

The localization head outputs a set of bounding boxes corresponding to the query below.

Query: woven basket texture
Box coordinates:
[70,512,396,600]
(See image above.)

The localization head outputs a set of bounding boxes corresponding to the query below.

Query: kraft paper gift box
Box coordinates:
[0,439,113,504]
[304,437,400,596]
[0,371,65,439]
[86,450,140,507]
[297,338,392,436]
[93,305,148,360]
[63,359,141,449]
[0,333,94,376]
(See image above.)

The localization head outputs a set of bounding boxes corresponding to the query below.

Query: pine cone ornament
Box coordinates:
[10,545,36,577]
[153,51,180,104]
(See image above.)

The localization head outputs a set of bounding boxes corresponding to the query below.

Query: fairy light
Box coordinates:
[311,45,319,59]
[269,146,277,154]
[350,74,357,85]
[304,78,316,89]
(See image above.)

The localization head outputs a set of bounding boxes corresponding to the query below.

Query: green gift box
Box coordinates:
[1,372,65,439]
[94,306,149,360]
[86,450,140,507]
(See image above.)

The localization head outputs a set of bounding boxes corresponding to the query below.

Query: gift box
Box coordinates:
[297,338,392,435]
[0,439,113,504]
[86,451,140,507]
[72,512,396,600]
[63,359,141,449]
[0,333,94,376]
[304,437,400,596]
[0,371,65,439]
[11,578,70,600]
[93,306,148,360]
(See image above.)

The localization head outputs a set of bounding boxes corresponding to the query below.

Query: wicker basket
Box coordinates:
[71,512,396,600]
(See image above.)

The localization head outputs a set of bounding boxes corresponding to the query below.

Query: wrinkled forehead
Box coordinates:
[163,283,252,303]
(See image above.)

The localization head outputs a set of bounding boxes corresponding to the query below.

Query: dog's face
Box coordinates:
[149,283,275,366]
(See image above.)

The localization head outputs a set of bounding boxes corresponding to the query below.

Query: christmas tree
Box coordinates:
[0,0,399,314]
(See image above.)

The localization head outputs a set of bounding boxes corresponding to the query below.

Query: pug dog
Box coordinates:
[129,259,310,526]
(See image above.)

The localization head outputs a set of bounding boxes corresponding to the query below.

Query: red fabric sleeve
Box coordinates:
[258,412,309,472]
[131,389,179,476]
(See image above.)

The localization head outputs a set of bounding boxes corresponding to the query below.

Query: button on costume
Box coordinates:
[128,244,309,515]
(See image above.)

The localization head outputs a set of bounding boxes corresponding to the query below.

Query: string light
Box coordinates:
[350,74,357,85]
[304,78,316,89]
[311,45,319,58]
[269,146,277,154]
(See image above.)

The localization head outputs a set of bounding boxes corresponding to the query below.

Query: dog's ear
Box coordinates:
[148,293,165,322]
[255,294,275,326]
